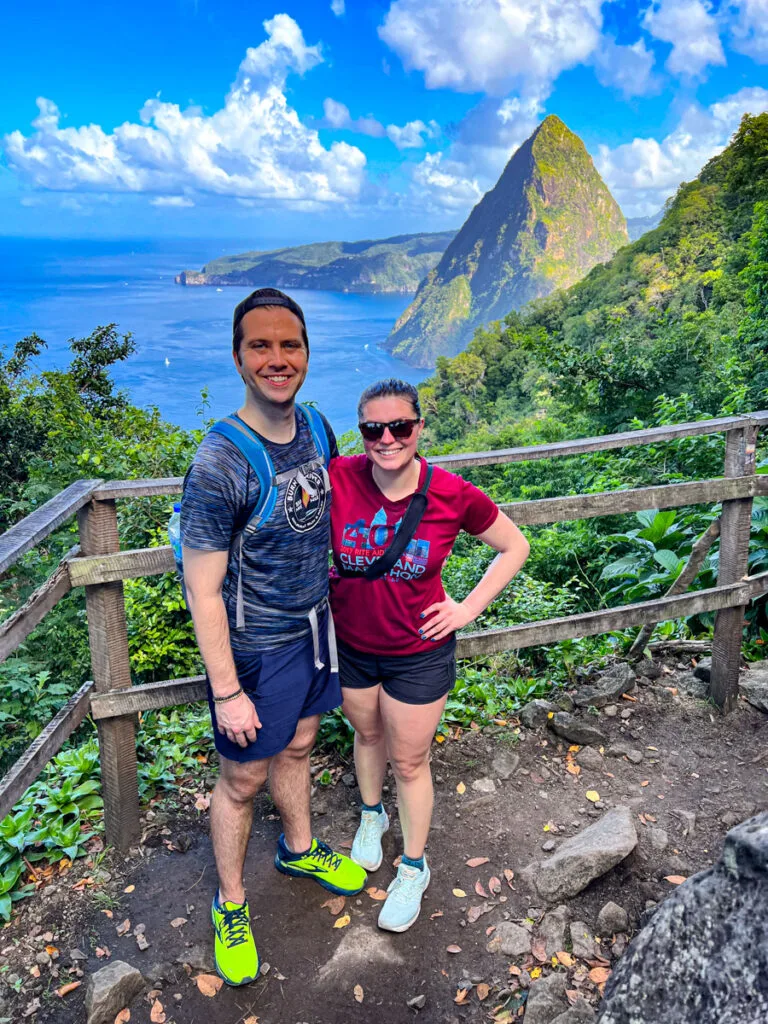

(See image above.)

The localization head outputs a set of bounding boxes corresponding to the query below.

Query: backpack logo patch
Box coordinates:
[284,466,328,534]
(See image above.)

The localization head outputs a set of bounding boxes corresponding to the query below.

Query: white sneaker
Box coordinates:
[350,808,389,871]
[377,857,430,933]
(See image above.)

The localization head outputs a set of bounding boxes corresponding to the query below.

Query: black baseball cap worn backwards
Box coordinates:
[232,288,308,351]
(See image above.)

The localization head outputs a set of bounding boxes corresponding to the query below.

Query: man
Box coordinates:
[181,288,366,987]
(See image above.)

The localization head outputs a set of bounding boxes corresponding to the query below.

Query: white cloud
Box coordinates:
[379,0,604,97]
[729,0,768,61]
[593,37,658,97]
[4,15,366,205]
[642,0,725,77]
[322,98,385,137]
[331,0,345,14]
[323,98,439,149]
[411,152,484,211]
[151,196,194,207]
[597,86,768,215]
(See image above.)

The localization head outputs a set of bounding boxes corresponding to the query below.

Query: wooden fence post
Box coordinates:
[710,423,758,710]
[78,498,140,850]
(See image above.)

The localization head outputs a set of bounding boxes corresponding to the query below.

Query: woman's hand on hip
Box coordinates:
[418,596,475,642]
[217,692,262,748]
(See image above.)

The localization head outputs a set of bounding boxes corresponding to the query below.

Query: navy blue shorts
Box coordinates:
[207,615,342,763]
[338,635,456,705]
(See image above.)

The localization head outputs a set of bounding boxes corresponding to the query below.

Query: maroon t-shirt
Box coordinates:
[329,455,499,656]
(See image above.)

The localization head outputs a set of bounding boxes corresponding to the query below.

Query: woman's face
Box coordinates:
[360,396,424,475]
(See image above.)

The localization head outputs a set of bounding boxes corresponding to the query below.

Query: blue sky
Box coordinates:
[1,0,767,245]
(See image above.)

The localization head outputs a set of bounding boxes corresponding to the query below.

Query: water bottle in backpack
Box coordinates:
[168,503,184,577]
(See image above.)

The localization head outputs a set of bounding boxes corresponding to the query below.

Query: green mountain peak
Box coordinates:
[385,116,628,367]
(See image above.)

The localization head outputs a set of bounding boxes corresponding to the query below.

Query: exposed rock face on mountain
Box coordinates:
[175,231,455,295]
[385,116,628,367]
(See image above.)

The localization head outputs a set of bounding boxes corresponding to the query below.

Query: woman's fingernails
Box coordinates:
[420,612,425,619]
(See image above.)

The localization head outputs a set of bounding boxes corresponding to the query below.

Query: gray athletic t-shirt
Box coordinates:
[181,408,337,653]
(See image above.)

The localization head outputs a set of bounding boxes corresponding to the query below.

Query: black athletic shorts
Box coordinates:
[337,635,456,705]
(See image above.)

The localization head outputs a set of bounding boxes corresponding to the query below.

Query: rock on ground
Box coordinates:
[486,921,531,956]
[552,999,596,1023]
[492,748,521,780]
[597,812,768,1024]
[596,901,629,936]
[85,961,145,1024]
[539,905,570,956]
[570,920,598,958]
[574,664,636,708]
[521,700,559,729]
[528,807,638,902]
[523,972,569,1024]
[575,747,604,771]
[740,678,768,713]
[550,713,607,747]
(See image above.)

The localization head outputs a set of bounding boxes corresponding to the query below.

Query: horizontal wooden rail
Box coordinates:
[0,680,94,821]
[93,478,184,500]
[457,573,768,658]
[91,675,206,720]
[0,546,79,665]
[0,480,101,576]
[86,573,768,722]
[68,473,768,587]
[431,412,768,472]
[501,475,768,526]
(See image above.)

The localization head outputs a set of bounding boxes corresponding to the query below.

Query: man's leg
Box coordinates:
[268,714,319,853]
[211,755,270,905]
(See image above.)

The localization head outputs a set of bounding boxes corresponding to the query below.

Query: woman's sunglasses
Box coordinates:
[358,418,421,442]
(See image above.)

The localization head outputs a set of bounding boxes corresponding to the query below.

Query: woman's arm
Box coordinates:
[419,511,530,643]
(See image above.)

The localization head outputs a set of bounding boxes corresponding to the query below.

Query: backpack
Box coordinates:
[171,403,332,629]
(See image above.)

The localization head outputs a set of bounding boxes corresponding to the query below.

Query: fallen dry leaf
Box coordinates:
[446,944,462,954]
[474,880,489,898]
[452,888,467,898]
[195,974,224,997]
[116,919,131,936]
[339,839,353,849]
[566,762,581,776]
[664,875,687,885]
[454,988,470,1005]
[194,793,210,812]
[585,790,600,803]
[123,885,135,894]
[321,896,346,916]
[589,966,612,985]
[488,876,502,895]
[531,937,547,963]
[465,856,490,868]
[29,966,40,979]
[170,917,188,928]
[353,984,364,1003]
[641,780,649,787]
[477,982,490,1001]
[45,945,58,956]
[430,910,444,919]
[556,951,575,967]
[503,868,514,887]
[243,1017,259,1024]
[149,1000,166,1023]
[114,1011,131,1024]
[101,909,113,919]
[95,946,110,959]
[333,914,351,929]
[365,887,388,901]
[456,782,466,795]
[55,981,81,998]
[622,693,638,702]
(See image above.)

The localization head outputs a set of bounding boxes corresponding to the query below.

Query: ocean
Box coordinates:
[0,237,427,434]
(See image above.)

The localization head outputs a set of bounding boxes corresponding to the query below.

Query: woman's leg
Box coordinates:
[380,691,448,860]
[342,685,387,806]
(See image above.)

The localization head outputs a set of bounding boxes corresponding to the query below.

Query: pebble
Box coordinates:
[604,705,618,717]
[407,994,426,1009]
[620,709,632,720]
[542,839,556,852]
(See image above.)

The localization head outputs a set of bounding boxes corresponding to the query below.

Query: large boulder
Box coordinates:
[597,813,768,1024]
[524,972,569,1024]
[739,663,768,712]
[528,807,637,902]
[85,961,145,1024]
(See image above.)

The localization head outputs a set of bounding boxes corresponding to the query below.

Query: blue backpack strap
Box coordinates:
[209,417,277,531]
[297,403,331,465]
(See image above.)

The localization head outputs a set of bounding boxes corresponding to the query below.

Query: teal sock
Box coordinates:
[401,853,424,871]
[362,801,384,813]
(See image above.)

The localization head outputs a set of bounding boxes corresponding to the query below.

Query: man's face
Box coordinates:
[233,306,308,408]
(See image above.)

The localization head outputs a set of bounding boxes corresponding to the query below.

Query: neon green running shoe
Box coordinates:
[211,893,259,986]
[274,835,367,895]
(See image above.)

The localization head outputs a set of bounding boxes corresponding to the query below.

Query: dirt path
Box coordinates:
[5,666,768,1024]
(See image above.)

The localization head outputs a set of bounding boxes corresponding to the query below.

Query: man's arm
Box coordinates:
[183,546,262,748]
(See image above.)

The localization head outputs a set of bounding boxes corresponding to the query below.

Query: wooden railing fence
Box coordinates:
[1,411,767,851]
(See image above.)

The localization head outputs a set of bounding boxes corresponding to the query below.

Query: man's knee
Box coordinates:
[279,718,319,761]
[218,759,268,803]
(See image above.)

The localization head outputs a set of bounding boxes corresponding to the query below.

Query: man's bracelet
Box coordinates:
[212,687,244,704]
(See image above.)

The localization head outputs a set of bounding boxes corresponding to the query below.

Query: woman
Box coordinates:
[329,379,530,932]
